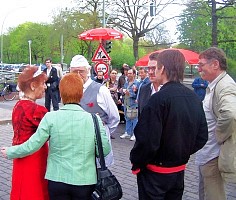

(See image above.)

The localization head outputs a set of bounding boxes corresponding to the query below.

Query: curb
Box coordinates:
[0,120,12,125]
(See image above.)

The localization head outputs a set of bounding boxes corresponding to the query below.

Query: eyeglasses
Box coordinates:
[147,66,156,72]
[198,60,214,68]
[71,69,87,74]
[45,61,51,64]
[198,62,209,68]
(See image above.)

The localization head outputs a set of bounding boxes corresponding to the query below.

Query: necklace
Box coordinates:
[22,95,35,102]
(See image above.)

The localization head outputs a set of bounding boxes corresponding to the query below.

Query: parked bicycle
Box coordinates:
[0,76,17,101]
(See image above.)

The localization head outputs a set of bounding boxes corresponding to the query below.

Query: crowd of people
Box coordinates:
[1,47,236,200]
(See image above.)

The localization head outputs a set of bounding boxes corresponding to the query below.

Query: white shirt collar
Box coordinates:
[207,71,225,92]
[83,77,93,91]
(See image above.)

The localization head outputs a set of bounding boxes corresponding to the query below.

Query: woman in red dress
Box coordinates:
[11,66,49,200]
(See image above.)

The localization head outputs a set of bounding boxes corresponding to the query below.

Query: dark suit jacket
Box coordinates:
[43,67,59,90]
[138,82,152,117]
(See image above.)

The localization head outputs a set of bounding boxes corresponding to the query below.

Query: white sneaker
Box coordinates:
[130,135,136,141]
[120,132,130,139]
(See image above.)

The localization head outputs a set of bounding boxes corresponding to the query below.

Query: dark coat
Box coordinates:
[137,82,152,117]
[130,81,208,170]
[43,67,59,91]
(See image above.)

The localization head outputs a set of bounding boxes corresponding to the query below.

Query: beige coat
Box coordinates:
[212,71,236,183]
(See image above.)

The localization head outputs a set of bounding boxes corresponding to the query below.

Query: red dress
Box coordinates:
[11,100,49,200]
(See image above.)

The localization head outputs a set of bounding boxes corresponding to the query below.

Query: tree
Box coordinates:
[179,0,236,48]
[177,1,212,51]
[142,26,171,50]
[5,22,52,64]
[178,0,236,78]
[69,0,110,59]
[51,8,100,62]
[209,0,236,46]
[107,0,180,60]
[73,0,180,61]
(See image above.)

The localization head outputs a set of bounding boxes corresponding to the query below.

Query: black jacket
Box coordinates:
[138,82,152,117]
[43,67,59,91]
[130,81,208,170]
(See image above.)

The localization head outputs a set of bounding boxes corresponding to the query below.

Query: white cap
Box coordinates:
[70,55,91,69]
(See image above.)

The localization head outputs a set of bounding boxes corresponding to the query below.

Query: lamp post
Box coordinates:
[0,14,9,64]
[102,0,105,27]
[60,34,64,64]
[28,40,32,65]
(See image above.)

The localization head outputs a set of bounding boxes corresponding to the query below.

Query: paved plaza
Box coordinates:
[0,97,236,199]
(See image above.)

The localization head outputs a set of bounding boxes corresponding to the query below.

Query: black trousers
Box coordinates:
[45,88,59,112]
[137,169,184,200]
[48,180,95,200]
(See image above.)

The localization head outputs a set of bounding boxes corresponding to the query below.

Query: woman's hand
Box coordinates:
[1,147,8,158]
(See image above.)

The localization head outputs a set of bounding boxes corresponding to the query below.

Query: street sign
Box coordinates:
[94,62,109,76]
[92,44,111,62]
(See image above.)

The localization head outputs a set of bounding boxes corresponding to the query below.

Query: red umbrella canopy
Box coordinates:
[78,27,123,41]
[135,48,199,66]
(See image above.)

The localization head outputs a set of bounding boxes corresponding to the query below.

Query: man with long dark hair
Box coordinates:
[130,49,208,199]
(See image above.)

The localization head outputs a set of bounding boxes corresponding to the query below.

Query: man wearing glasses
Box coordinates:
[195,47,236,200]
[43,58,59,111]
[137,52,161,117]
[130,49,208,199]
[69,55,119,167]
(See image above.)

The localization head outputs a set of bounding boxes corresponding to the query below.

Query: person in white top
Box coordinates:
[195,47,236,200]
[69,55,120,167]
[54,63,63,103]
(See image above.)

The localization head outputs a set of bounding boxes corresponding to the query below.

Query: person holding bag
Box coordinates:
[1,73,111,200]
[120,68,139,141]
[91,114,123,200]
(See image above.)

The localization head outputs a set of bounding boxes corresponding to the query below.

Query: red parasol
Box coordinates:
[78,27,123,41]
[135,48,199,66]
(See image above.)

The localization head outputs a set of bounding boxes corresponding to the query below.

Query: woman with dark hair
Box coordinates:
[117,64,130,123]
[8,66,49,200]
[1,73,111,200]
[107,69,119,104]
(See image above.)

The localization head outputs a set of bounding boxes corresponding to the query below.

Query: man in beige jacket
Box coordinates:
[195,47,236,200]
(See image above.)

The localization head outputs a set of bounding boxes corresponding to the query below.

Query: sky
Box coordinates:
[0,0,183,42]
[0,0,74,33]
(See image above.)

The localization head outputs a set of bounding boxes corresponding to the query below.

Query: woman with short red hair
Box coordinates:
[10,66,49,200]
[2,73,111,200]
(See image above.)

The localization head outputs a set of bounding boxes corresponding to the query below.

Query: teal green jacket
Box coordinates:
[7,104,111,186]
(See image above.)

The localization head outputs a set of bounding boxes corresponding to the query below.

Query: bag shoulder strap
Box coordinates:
[91,113,107,170]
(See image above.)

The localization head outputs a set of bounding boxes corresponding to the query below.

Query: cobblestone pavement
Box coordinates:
[1,123,236,200]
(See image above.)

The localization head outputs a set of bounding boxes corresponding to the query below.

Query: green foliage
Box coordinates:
[1,0,235,78]
[178,1,236,55]
[109,40,136,69]
[227,59,236,80]
[177,0,212,52]
[177,0,236,75]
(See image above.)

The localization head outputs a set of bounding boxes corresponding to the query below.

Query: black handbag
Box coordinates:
[91,114,123,200]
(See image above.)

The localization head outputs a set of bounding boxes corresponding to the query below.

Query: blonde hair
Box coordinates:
[59,73,83,104]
